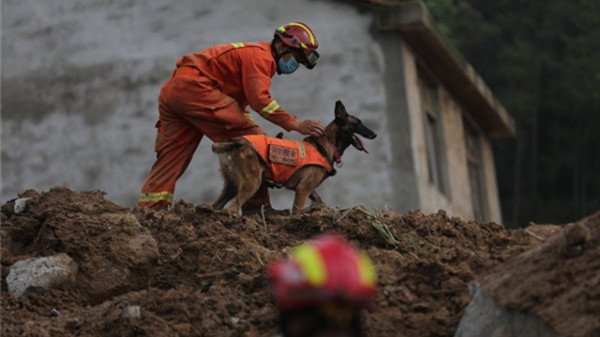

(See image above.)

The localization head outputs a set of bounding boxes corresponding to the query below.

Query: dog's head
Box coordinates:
[333,100,377,154]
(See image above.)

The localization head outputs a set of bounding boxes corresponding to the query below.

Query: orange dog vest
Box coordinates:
[242,135,335,184]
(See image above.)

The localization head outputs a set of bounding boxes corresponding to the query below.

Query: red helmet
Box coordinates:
[268,234,377,310]
[274,22,320,69]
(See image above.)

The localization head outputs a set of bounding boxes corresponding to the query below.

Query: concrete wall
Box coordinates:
[400,41,502,223]
[402,48,456,217]
[481,137,503,223]
[375,31,420,214]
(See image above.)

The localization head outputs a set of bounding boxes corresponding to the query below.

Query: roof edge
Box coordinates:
[373,0,515,138]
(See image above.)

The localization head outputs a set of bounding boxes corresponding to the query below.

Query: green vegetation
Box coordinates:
[423,0,600,226]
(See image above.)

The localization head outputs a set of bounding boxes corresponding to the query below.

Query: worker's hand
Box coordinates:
[296,119,325,137]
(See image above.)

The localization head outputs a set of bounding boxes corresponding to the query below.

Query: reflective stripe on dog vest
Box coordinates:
[242,135,334,183]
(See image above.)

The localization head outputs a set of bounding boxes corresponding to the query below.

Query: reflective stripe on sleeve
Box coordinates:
[139,191,173,204]
[244,113,255,121]
[260,99,281,116]
[231,42,245,48]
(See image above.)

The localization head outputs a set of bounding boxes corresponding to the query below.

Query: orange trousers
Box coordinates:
[138,67,270,210]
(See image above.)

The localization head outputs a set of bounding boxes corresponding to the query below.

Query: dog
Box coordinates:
[211,100,377,215]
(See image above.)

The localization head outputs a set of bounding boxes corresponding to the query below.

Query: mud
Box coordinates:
[0,187,579,336]
[480,212,600,337]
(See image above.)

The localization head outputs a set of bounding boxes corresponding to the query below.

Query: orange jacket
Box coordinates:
[242,135,335,184]
[176,42,299,131]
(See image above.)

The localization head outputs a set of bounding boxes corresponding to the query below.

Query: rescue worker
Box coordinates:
[138,22,325,212]
[269,234,378,337]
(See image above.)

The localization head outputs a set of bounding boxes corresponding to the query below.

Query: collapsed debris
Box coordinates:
[1,187,595,336]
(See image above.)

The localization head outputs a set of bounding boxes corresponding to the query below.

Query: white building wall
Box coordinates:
[439,90,473,219]
[401,45,502,222]
[481,137,503,223]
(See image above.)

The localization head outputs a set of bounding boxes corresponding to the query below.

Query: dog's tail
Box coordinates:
[212,141,243,154]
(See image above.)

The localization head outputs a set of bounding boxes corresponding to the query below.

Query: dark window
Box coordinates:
[464,118,488,221]
[418,68,447,195]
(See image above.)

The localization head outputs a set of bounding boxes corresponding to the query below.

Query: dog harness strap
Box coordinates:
[323,138,342,165]
[308,138,341,167]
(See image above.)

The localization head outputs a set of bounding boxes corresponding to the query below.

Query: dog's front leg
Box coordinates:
[309,191,323,204]
[292,188,312,214]
[290,168,327,213]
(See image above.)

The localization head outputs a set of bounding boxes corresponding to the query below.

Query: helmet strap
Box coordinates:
[272,40,292,75]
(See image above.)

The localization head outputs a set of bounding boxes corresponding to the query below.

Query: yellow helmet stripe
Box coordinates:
[139,191,173,203]
[357,252,377,286]
[288,22,315,46]
[260,99,281,116]
[293,243,327,286]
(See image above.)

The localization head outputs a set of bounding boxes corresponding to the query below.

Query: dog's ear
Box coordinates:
[334,100,348,123]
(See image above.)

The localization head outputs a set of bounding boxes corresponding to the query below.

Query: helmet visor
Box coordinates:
[304,49,320,69]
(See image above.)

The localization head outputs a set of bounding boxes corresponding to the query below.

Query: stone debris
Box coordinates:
[121,305,141,318]
[14,197,31,213]
[6,253,78,298]
[454,283,566,337]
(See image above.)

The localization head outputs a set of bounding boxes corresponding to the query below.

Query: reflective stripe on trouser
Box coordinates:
[138,124,201,210]
[139,191,173,204]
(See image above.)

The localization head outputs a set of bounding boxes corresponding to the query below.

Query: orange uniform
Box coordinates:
[242,135,335,184]
[139,42,300,209]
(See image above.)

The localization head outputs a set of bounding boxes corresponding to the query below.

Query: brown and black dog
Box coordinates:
[211,100,377,215]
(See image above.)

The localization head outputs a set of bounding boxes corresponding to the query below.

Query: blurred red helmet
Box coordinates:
[268,234,377,310]
[274,22,320,69]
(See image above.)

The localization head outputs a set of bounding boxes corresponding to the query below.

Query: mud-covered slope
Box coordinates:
[1,187,542,337]
[478,212,600,337]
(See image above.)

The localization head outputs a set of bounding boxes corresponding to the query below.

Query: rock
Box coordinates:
[454,283,566,337]
[121,305,141,318]
[14,197,32,213]
[200,281,212,293]
[65,317,80,330]
[6,253,78,298]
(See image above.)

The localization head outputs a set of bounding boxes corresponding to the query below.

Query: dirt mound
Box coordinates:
[480,211,600,337]
[2,187,543,336]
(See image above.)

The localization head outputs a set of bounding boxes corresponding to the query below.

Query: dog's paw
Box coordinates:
[223,208,241,219]
[198,203,214,210]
